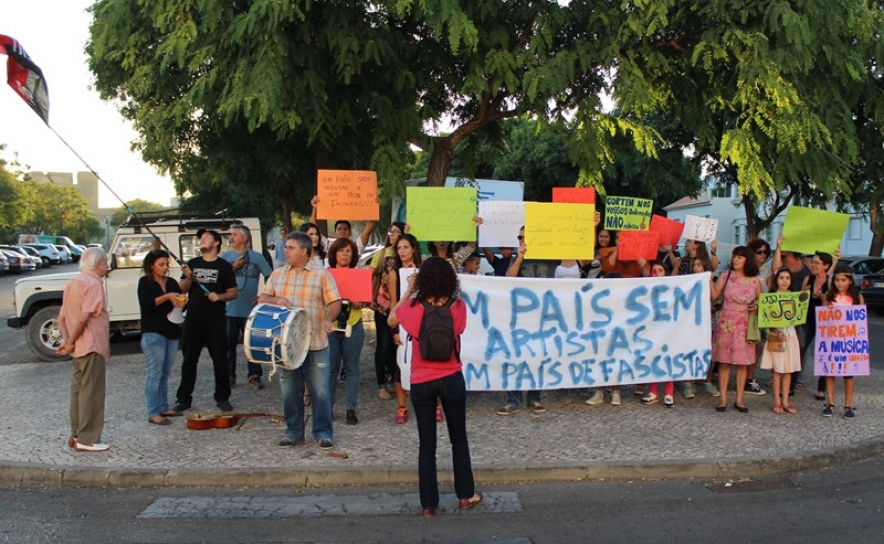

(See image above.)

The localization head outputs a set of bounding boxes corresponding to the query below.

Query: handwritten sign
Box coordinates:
[682,215,718,242]
[458,273,712,390]
[781,206,850,256]
[327,268,374,302]
[553,187,595,204]
[477,201,525,248]
[316,170,379,220]
[406,187,478,241]
[649,215,684,247]
[524,202,594,260]
[813,305,870,377]
[617,230,660,261]
[758,290,810,327]
[603,196,653,231]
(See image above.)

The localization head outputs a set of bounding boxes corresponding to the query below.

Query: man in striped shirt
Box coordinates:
[260,231,341,450]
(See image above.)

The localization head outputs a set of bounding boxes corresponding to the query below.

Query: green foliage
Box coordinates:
[108,198,166,227]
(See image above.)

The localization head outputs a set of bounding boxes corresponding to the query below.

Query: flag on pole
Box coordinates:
[1,35,49,124]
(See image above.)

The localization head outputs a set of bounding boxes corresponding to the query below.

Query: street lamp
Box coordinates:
[104,216,112,249]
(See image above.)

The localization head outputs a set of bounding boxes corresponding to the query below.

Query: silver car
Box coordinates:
[0,252,8,273]
[0,249,36,273]
[21,243,61,266]
[16,245,48,268]
[0,246,40,271]
[54,245,73,264]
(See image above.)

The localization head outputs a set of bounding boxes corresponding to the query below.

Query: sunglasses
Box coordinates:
[517,235,524,241]
[756,249,770,255]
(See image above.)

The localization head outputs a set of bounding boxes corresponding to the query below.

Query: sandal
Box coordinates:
[378,388,392,401]
[784,405,798,414]
[459,492,484,510]
[772,405,784,414]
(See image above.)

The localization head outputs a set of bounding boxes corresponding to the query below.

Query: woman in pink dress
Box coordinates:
[711,246,762,412]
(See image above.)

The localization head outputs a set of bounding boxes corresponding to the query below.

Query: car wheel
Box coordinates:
[40,257,50,267]
[25,306,69,362]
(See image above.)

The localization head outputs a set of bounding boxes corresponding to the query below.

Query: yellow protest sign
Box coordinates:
[316,170,379,220]
[406,187,478,241]
[524,203,595,260]
[758,291,810,328]
[603,196,653,231]
[781,206,850,255]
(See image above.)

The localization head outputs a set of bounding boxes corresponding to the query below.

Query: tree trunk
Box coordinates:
[279,195,293,232]
[869,204,883,256]
[742,196,758,240]
[426,137,454,186]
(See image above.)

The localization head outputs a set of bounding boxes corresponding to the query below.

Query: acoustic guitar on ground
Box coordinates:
[186,412,284,430]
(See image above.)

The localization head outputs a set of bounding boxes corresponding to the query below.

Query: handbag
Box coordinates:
[746,313,761,344]
[712,271,731,313]
[766,339,786,352]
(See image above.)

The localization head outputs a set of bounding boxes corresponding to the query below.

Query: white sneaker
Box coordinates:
[610,390,622,406]
[664,395,674,407]
[73,440,110,452]
[585,390,604,406]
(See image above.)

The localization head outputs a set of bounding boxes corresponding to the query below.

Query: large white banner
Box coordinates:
[457,273,713,390]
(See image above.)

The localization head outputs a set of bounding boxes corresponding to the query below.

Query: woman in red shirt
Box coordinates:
[388,256,483,517]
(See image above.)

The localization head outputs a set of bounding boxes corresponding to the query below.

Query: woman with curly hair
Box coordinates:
[387,233,422,423]
[388,256,482,517]
[137,249,186,425]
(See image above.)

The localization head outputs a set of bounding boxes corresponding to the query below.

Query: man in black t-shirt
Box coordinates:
[173,229,238,412]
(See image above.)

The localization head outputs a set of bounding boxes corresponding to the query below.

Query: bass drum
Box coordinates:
[244,303,311,370]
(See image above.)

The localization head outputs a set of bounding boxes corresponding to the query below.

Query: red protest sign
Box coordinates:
[617,231,659,261]
[649,215,684,247]
[327,268,374,302]
[552,187,595,204]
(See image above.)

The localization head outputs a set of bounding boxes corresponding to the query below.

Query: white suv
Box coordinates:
[8,214,263,361]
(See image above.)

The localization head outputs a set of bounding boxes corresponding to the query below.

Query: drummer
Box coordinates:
[258,231,342,450]
[221,224,272,389]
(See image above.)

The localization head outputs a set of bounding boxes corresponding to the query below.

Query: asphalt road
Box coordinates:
[2,455,884,544]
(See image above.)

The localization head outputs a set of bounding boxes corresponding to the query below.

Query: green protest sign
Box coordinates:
[603,196,653,231]
[758,290,810,328]
[780,206,850,255]
[406,187,478,241]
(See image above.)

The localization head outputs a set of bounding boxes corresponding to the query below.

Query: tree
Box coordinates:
[86,0,882,221]
[0,146,35,230]
[22,183,103,243]
[108,198,165,227]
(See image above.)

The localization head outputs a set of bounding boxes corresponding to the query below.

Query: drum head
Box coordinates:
[281,309,312,369]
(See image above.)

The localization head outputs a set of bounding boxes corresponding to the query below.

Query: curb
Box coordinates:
[2,435,883,489]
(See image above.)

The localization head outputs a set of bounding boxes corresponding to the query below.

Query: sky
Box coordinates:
[0,0,177,209]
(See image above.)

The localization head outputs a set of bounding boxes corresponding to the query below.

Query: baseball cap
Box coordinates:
[196,229,222,247]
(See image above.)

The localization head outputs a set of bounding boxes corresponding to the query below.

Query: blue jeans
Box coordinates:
[328,320,364,410]
[505,390,541,408]
[411,372,475,510]
[280,348,333,442]
[226,316,263,381]
[141,332,179,418]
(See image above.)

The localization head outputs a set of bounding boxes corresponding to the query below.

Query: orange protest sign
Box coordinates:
[552,187,595,204]
[327,268,374,302]
[316,170,379,221]
[617,231,659,261]
[649,215,684,247]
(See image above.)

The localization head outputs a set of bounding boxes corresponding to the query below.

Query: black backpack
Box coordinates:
[417,299,459,362]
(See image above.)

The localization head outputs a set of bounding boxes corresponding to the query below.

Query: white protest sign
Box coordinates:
[457,273,713,390]
[477,200,525,248]
[683,215,718,242]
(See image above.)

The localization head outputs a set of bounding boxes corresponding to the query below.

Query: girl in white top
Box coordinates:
[760,268,801,414]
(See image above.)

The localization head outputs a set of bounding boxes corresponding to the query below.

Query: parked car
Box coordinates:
[836,255,884,285]
[860,273,884,316]
[0,252,8,273]
[54,245,73,264]
[0,246,40,271]
[16,245,48,268]
[21,243,61,266]
[0,248,36,273]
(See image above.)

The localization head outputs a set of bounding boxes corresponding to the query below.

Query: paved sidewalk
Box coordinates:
[1,320,882,488]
